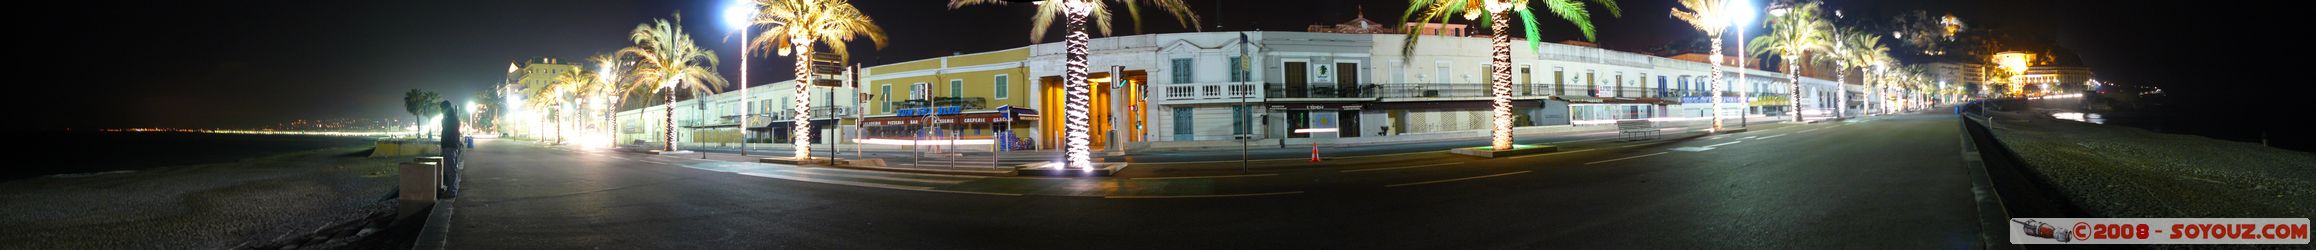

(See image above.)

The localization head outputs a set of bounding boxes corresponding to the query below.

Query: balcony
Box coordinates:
[888,97,987,111]
[1157,82,1261,101]
[730,106,851,124]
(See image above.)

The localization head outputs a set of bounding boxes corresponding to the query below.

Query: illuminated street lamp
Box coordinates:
[1730,0,1758,123]
[723,0,756,156]
[722,0,759,156]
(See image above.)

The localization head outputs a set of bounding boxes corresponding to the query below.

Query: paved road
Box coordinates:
[448,112,1990,248]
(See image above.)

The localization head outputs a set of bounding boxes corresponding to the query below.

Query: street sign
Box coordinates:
[809,63,846,76]
[807,52,842,64]
[810,79,843,87]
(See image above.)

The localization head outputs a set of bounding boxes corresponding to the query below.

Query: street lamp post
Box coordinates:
[724,1,755,156]
[1731,0,1759,126]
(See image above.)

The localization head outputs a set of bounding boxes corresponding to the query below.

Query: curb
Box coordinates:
[410,198,454,250]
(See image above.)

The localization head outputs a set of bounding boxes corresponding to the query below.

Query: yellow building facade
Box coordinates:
[859,48,1038,149]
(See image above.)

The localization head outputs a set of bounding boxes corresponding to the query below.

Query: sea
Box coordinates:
[2011,96,2311,153]
[8,132,381,181]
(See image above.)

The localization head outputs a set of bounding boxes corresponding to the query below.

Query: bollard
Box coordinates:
[398,161,439,203]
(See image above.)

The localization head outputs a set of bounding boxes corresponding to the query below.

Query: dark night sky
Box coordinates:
[16,0,2295,131]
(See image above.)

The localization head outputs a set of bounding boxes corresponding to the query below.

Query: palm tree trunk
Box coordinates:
[1488,10,1515,151]
[1061,0,1094,170]
[553,110,563,144]
[792,45,816,160]
[1787,53,1802,122]
[1708,36,1723,131]
[665,90,677,151]
[1833,70,1844,119]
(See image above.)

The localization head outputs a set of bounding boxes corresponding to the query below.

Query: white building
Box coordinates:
[615,31,1857,151]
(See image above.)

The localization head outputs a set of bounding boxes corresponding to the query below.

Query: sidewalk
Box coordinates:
[595,117,1814,177]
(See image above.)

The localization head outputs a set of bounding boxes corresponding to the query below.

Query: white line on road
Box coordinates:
[1584,152,1669,165]
[1340,162,1463,173]
[1741,136,1759,139]
[779,170,975,185]
[1759,134,1787,139]
[1385,171,1532,187]
[1705,141,1744,147]
[1503,148,1598,159]
[1129,173,1278,180]
[1104,191,1304,199]
[735,172,1024,196]
[1798,128,1825,133]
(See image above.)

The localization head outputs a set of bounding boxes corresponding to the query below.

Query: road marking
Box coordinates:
[1670,147,1714,152]
[1385,171,1532,187]
[779,170,975,185]
[915,189,1027,196]
[1129,173,1278,180]
[1141,150,1446,165]
[797,166,992,179]
[738,172,932,190]
[1759,134,1787,139]
[1583,152,1669,165]
[1503,148,1598,159]
[1705,141,1744,147]
[1104,191,1304,199]
[1340,162,1463,173]
[1740,136,1759,139]
[1798,128,1825,133]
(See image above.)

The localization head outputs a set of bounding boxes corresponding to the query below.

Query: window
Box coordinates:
[994,75,1010,99]
[880,84,892,112]
[1228,57,1251,82]
[1171,58,1193,83]
[949,79,962,99]
[1232,105,1251,135]
[1434,64,1449,84]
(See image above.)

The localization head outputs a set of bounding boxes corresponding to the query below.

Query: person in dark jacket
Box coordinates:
[438,101,463,198]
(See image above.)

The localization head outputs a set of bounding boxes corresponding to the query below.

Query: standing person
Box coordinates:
[438,101,463,199]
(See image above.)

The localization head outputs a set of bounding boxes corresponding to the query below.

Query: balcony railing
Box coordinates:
[1157,82,1260,100]
[728,106,850,123]
[888,97,987,111]
[1156,82,1790,101]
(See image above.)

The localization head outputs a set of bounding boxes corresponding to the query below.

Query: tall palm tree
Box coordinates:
[1860,40,1892,115]
[1820,27,1883,118]
[1403,0,1621,151]
[617,14,729,152]
[583,53,628,146]
[547,66,612,145]
[404,89,442,139]
[1670,0,1728,131]
[1746,0,1829,122]
[949,0,1199,169]
[748,0,888,160]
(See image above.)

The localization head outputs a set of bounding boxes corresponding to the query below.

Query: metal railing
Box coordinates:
[1153,82,1787,101]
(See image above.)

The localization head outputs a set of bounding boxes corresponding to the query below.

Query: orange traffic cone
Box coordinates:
[1309,143,1321,163]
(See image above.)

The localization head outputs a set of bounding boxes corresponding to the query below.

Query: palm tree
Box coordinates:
[404,89,442,138]
[617,14,729,152]
[1670,0,1728,130]
[949,0,1199,169]
[541,67,607,145]
[585,53,629,146]
[748,0,888,160]
[1746,0,1829,122]
[1820,27,1884,118]
[1403,0,1621,151]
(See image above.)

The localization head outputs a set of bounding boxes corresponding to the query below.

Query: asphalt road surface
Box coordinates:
[448,112,1989,248]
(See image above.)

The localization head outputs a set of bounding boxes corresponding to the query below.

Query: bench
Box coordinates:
[1616,119,1660,141]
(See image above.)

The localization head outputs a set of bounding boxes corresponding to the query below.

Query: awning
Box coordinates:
[860,112,1029,126]
[1553,95,1605,103]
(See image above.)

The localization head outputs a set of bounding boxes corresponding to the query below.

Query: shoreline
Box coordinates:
[10,132,382,180]
[0,145,409,249]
